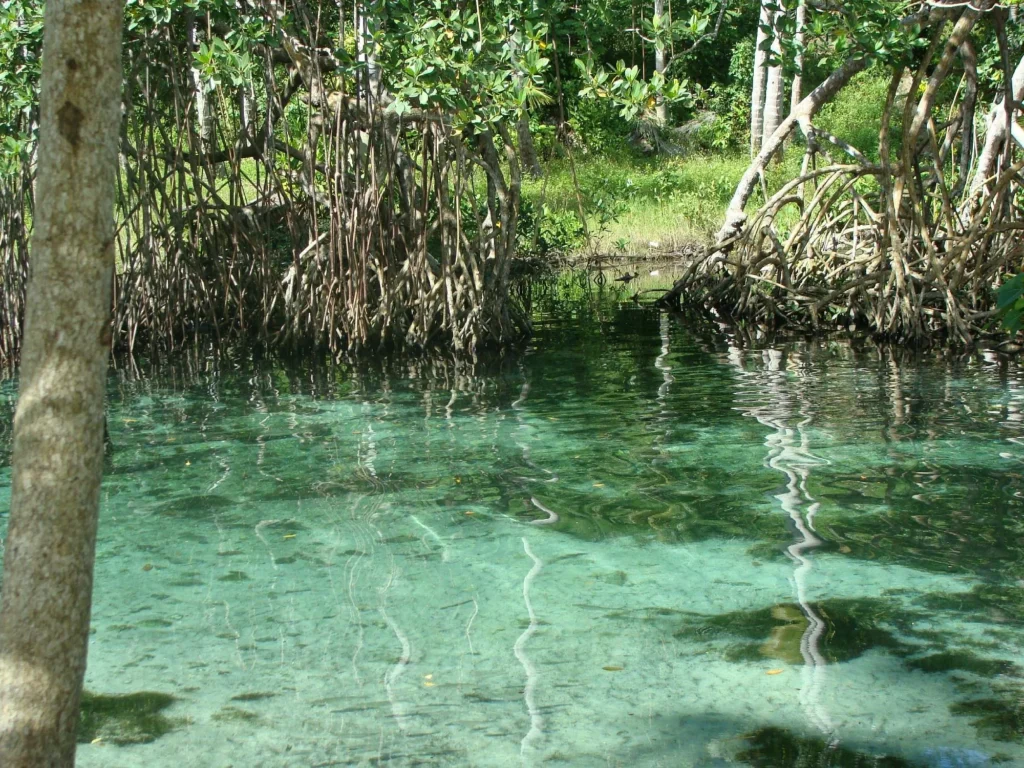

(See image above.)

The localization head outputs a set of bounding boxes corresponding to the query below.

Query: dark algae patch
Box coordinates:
[154,494,235,519]
[676,598,916,664]
[78,690,181,745]
[917,585,1024,625]
[212,705,261,722]
[951,693,1024,743]
[231,691,278,702]
[737,727,916,767]
[907,650,1022,677]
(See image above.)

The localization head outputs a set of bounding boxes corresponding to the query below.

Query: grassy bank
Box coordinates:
[522,151,747,259]
[522,148,809,262]
[520,69,892,263]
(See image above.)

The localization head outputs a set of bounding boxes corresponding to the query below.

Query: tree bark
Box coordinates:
[750,0,771,155]
[187,13,215,149]
[0,1,123,766]
[356,1,382,105]
[517,115,543,177]
[791,0,806,114]
[969,52,1024,199]
[761,0,786,152]
[654,0,668,125]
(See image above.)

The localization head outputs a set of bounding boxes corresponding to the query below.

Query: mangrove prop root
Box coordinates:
[659,2,1024,347]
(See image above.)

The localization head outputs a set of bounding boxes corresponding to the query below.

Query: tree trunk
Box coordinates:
[517,115,543,177]
[512,2,542,176]
[356,2,382,104]
[187,13,215,149]
[750,0,772,155]
[0,1,123,766]
[761,0,786,153]
[720,54,872,243]
[791,0,806,113]
[654,0,668,125]
[717,3,953,243]
[969,52,1024,199]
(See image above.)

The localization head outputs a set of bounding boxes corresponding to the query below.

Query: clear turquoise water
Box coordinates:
[2,293,1024,766]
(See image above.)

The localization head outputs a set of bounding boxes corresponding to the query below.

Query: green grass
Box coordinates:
[520,66,896,260]
[523,147,809,258]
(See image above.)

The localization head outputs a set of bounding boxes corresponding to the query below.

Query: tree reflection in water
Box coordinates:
[727,344,837,742]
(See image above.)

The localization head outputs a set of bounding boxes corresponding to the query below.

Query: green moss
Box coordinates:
[736,726,916,767]
[78,690,180,746]
[675,598,921,664]
[917,585,1024,624]
[951,696,1024,742]
[212,706,261,723]
[907,651,1021,678]
[154,494,234,518]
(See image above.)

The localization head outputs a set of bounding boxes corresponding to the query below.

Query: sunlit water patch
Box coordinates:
[2,294,1024,766]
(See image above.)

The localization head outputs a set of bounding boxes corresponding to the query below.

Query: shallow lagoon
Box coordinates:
[2,292,1024,766]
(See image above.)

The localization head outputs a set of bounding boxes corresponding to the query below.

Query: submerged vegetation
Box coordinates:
[736,726,918,767]
[77,691,181,746]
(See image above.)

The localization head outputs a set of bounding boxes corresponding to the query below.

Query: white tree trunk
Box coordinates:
[791,0,806,113]
[188,14,214,148]
[0,1,123,765]
[654,0,668,125]
[969,53,1024,199]
[356,2,382,104]
[721,55,873,243]
[750,0,772,155]
[762,0,786,150]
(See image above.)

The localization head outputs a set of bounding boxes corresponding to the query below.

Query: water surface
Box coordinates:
[2,287,1023,766]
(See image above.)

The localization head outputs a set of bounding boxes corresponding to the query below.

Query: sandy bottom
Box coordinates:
[74,491,1019,767]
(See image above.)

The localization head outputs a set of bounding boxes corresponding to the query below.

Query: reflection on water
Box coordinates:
[1,288,1023,766]
[728,346,836,742]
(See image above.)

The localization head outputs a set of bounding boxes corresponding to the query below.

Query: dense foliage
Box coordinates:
[1,0,1024,360]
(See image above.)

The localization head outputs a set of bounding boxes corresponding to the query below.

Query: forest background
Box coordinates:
[2,0,1024,359]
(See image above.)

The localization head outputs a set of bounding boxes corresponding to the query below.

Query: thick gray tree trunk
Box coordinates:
[750,0,772,155]
[0,1,123,766]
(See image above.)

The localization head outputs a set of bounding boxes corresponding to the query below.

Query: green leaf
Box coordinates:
[997,274,1024,311]
[1004,306,1023,334]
